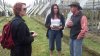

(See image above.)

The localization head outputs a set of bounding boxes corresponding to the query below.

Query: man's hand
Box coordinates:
[67,20,73,28]
[77,33,85,40]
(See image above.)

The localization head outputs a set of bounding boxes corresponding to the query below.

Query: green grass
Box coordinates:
[0,17,7,32]
[84,38,100,53]
[64,26,100,55]
[23,16,70,56]
[0,16,99,56]
[31,16,100,56]
[0,17,13,32]
[0,16,69,56]
[0,17,11,56]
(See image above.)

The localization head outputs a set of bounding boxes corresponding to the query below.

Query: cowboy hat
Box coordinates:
[68,2,82,10]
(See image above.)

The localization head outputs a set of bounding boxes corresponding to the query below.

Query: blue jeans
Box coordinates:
[48,30,62,51]
[70,39,83,56]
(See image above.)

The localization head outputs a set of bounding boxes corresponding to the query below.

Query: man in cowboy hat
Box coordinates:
[66,2,88,56]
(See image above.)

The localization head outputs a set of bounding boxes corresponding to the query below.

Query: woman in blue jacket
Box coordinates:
[45,4,65,56]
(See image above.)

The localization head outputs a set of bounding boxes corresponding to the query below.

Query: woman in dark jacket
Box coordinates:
[45,4,65,56]
[10,2,37,56]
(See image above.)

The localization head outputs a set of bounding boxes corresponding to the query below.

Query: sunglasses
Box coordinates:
[23,8,27,11]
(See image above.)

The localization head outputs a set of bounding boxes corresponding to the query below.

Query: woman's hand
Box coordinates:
[50,25,63,30]
[30,31,37,37]
[58,26,63,29]
[32,32,37,37]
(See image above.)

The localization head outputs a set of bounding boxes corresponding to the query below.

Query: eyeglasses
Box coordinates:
[23,8,27,11]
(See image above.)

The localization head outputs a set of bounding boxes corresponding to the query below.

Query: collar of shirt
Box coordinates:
[15,15,25,22]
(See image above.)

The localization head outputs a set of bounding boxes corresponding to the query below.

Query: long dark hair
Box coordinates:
[51,4,61,19]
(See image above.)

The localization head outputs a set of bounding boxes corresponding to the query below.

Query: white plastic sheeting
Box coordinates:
[29,5,39,16]
[27,6,36,15]
[98,22,100,30]
[34,4,43,15]
[55,0,61,5]
[79,0,89,7]
[45,9,51,22]
[0,5,3,11]
[38,2,50,15]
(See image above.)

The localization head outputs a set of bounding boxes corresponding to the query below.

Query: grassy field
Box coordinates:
[24,16,70,56]
[0,16,69,56]
[29,16,93,56]
[0,17,11,56]
[0,16,99,56]
[31,16,100,56]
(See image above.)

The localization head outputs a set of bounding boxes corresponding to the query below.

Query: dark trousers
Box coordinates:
[10,45,32,56]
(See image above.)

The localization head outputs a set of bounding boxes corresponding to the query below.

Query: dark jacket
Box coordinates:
[10,16,33,56]
[45,14,65,38]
